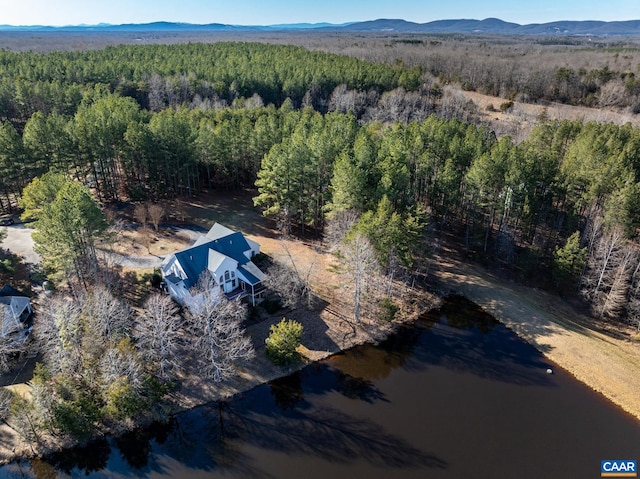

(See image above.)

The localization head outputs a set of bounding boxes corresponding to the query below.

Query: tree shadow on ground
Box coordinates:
[404,296,556,387]
[139,392,447,478]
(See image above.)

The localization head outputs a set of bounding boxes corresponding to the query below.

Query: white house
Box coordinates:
[0,285,33,339]
[160,223,266,308]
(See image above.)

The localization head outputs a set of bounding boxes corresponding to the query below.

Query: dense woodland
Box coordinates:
[1,36,640,452]
[279,33,640,111]
[0,41,639,327]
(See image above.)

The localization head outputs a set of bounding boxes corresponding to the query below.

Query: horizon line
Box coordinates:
[1,17,640,29]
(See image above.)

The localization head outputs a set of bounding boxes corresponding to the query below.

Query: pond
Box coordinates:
[2,296,639,478]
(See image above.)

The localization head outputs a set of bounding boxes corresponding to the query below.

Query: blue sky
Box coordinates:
[1,0,639,26]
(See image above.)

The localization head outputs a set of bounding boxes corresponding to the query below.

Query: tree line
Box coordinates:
[2,88,640,326]
[298,34,640,112]
[1,42,639,322]
[259,114,640,328]
[0,41,416,126]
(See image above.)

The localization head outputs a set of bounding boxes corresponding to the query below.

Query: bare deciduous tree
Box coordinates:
[0,388,12,424]
[99,341,144,393]
[264,261,305,309]
[324,209,359,252]
[598,244,638,319]
[134,293,182,379]
[328,84,370,116]
[0,336,28,376]
[186,274,255,381]
[33,295,83,376]
[344,232,380,323]
[35,286,130,377]
[138,226,153,254]
[265,242,318,309]
[139,226,153,254]
[626,253,640,331]
[581,225,631,318]
[133,202,147,226]
[147,203,165,232]
[82,285,131,343]
[148,73,167,112]
[245,93,264,109]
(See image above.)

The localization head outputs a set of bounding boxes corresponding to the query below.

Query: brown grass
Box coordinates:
[100,228,191,257]
[431,247,640,421]
[457,87,640,141]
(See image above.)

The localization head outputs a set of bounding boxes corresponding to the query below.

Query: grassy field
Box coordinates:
[432,245,640,421]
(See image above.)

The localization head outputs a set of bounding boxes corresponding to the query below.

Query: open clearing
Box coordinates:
[457,87,640,141]
[432,245,640,421]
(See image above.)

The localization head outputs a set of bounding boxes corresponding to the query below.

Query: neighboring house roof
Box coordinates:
[0,285,26,298]
[0,285,32,338]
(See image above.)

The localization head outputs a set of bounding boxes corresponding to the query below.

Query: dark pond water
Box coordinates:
[2,296,640,478]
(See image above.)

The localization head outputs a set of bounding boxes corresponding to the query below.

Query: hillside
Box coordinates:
[1,18,640,36]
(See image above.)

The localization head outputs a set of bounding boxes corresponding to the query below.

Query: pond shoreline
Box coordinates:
[0,282,439,465]
[3,248,640,465]
[432,254,640,423]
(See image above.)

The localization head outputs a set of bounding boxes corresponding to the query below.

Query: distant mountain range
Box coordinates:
[1,18,639,36]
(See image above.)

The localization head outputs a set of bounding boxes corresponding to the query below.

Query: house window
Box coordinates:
[225,271,230,281]
[232,279,237,288]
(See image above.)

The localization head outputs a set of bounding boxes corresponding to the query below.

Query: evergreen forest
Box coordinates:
[0,41,639,328]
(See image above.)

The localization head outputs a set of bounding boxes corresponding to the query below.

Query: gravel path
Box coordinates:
[102,225,207,269]
[1,224,40,265]
[1,223,209,270]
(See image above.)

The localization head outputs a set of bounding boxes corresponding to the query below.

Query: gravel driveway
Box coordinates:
[1,223,40,265]
[1,223,208,270]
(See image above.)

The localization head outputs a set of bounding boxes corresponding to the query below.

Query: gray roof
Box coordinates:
[206,223,235,240]
[237,264,265,286]
[166,226,263,289]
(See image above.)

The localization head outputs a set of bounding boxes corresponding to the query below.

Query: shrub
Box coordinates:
[103,377,145,420]
[150,269,163,289]
[499,100,514,112]
[379,298,399,322]
[262,298,282,314]
[265,318,303,365]
[0,258,15,274]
